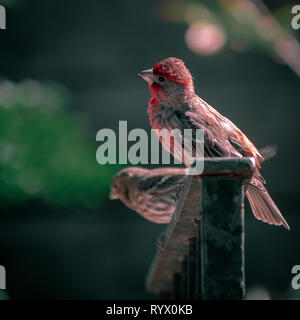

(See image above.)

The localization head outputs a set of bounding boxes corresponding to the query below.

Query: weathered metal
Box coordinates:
[146,157,254,300]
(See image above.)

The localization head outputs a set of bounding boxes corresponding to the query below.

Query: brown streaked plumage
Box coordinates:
[139,57,289,229]
[110,167,187,223]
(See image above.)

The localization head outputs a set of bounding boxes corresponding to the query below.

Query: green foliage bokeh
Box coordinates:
[0,79,116,209]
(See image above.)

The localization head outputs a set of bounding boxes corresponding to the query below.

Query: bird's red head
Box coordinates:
[139,57,194,106]
[152,57,193,87]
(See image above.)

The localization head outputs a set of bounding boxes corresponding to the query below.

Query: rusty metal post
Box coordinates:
[200,177,245,300]
[146,158,253,300]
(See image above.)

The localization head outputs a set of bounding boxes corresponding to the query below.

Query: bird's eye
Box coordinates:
[158,76,165,82]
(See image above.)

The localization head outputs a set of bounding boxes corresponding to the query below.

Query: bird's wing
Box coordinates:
[183,109,234,159]
[137,172,185,198]
[185,97,263,166]
[227,124,263,167]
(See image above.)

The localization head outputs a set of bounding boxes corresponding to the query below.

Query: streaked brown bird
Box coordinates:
[139,57,289,229]
[110,145,278,224]
[110,167,185,223]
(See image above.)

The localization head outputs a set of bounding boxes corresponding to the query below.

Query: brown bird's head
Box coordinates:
[109,169,131,200]
[109,167,147,201]
[138,57,194,107]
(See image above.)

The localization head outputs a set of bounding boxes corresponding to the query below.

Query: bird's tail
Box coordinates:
[246,184,290,230]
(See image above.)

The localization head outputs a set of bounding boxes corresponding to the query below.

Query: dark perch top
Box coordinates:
[146,157,254,299]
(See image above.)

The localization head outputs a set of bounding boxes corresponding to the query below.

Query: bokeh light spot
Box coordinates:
[185,22,226,55]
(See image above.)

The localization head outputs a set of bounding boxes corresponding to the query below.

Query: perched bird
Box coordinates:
[110,145,277,224]
[138,57,289,229]
[110,167,185,223]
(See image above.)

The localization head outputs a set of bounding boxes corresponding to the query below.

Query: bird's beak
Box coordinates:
[109,192,118,200]
[138,68,154,83]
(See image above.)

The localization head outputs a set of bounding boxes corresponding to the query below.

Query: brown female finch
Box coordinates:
[138,57,289,229]
[110,167,186,223]
[110,145,277,224]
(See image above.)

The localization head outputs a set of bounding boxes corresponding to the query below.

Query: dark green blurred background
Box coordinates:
[0,0,299,299]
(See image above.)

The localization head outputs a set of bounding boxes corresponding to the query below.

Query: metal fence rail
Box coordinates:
[146,158,254,300]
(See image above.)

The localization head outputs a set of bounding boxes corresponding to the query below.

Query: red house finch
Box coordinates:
[110,145,276,224]
[139,57,289,229]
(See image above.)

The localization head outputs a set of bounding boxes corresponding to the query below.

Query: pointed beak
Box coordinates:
[138,68,154,83]
[109,192,118,200]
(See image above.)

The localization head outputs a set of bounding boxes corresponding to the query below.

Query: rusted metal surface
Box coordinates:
[200,178,245,299]
[146,158,254,300]
[146,173,201,297]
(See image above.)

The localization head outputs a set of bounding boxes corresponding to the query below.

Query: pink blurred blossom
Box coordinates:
[185,23,226,55]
